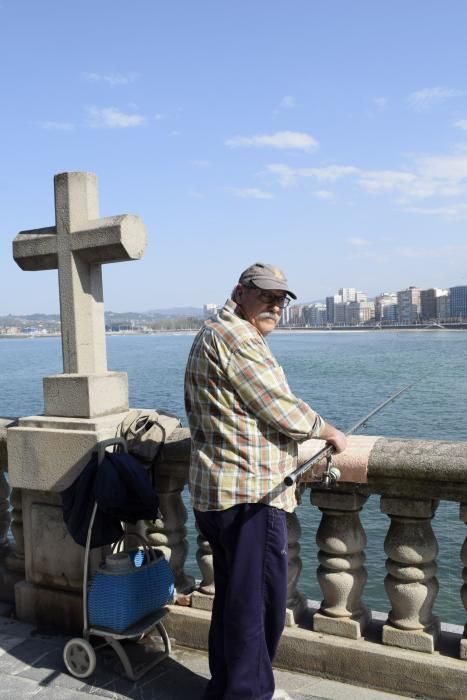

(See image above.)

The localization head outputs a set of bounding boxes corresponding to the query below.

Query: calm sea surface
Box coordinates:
[1,330,466,624]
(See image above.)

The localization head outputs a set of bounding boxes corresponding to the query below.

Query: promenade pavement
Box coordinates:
[0,602,411,700]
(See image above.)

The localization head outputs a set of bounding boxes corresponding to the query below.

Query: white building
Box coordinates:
[397,287,422,324]
[203,303,218,318]
[303,303,326,326]
[375,292,398,322]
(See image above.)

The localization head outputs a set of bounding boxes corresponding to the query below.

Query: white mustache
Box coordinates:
[257,312,280,322]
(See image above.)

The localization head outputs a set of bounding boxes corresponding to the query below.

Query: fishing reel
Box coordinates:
[321,455,341,488]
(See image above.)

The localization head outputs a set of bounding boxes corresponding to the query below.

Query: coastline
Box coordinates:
[1,323,467,340]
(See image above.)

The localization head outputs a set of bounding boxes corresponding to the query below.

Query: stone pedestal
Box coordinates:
[191,590,214,611]
[8,410,131,630]
[14,490,108,633]
[8,412,130,491]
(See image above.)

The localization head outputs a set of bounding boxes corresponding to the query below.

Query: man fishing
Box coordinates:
[184,262,347,700]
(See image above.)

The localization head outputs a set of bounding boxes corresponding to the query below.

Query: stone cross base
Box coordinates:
[14,489,108,634]
[8,411,130,491]
[15,581,83,634]
[7,409,156,633]
[382,619,441,653]
[0,547,23,603]
[43,372,128,418]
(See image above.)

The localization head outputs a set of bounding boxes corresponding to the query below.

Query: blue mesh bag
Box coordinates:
[88,541,174,632]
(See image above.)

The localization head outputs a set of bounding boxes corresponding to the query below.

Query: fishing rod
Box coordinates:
[283,377,425,488]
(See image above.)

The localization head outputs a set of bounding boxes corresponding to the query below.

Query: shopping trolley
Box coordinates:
[62,437,172,680]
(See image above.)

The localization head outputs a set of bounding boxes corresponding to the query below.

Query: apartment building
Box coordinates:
[420,288,448,320]
[375,292,398,322]
[397,287,422,323]
[326,294,342,323]
[449,286,467,319]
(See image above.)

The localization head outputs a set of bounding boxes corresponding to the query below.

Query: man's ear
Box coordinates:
[233,284,243,304]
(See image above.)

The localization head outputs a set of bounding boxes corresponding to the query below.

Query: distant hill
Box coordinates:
[1,307,205,326]
[143,307,204,318]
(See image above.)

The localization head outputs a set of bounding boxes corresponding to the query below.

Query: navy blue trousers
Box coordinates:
[194,503,288,700]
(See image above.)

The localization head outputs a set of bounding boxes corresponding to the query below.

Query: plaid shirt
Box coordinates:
[184,298,324,512]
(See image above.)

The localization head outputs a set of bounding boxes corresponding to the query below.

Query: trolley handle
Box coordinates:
[95,437,128,466]
[83,436,128,633]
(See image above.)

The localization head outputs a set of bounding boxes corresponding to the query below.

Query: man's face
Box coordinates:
[235,285,288,336]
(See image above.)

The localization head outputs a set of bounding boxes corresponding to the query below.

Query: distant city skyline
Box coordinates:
[0,279,464,317]
[1,2,467,314]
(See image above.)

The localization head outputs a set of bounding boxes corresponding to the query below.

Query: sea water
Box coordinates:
[1,330,466,624]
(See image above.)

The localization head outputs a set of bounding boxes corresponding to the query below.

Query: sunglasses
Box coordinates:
[256,290,291,308]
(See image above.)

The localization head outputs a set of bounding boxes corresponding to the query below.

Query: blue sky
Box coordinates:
[1,0,467,314]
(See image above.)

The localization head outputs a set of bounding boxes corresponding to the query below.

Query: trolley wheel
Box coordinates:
[63,637,97,678]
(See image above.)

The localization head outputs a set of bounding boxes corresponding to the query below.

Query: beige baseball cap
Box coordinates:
[238,262,297,299]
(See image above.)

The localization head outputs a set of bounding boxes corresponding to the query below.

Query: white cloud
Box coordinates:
[348,250,385,262]
[357,170,417,193]
[154,113,165,121]
[313,190,334,200]
[267,164,358,187]
[82,72,138,86]
[226,131,318,151]
[454,119,467,130]
[266,145,467,211]
[349,237,370,246]
[358,169,465,201]
[372,97,388,111]
[402,204,467,219]
[39,121,74,130]
[265,164,298,187]
[191,159,210,167]
[416,151,467,182]
[226,187,273,200]
[86,107,146,128]
[280,96,296,109]
[408,86,465,110]
[268,158,467,202]
[397,243,467,257]
[305,165,359,181]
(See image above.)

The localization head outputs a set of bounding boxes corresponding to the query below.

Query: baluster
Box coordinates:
[191,525,215,610]
[146,474,195,594]
[285,511,307,625]
[5,487,25,573]
[381,497,440,653]
[195,523,214,595]
[0,469,10,546]
[192,511,307,620]
[311,490,369,639]
[460,503,467,660]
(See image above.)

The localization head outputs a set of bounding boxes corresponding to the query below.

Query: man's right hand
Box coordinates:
[320,423,347,454]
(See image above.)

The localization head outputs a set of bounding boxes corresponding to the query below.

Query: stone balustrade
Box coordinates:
[157,428,467,659]
[1,421,466,697]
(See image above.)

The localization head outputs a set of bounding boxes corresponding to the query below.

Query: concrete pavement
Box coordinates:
[0,602,409,700]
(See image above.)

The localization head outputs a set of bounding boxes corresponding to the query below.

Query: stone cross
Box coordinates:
[13,172,147,375]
